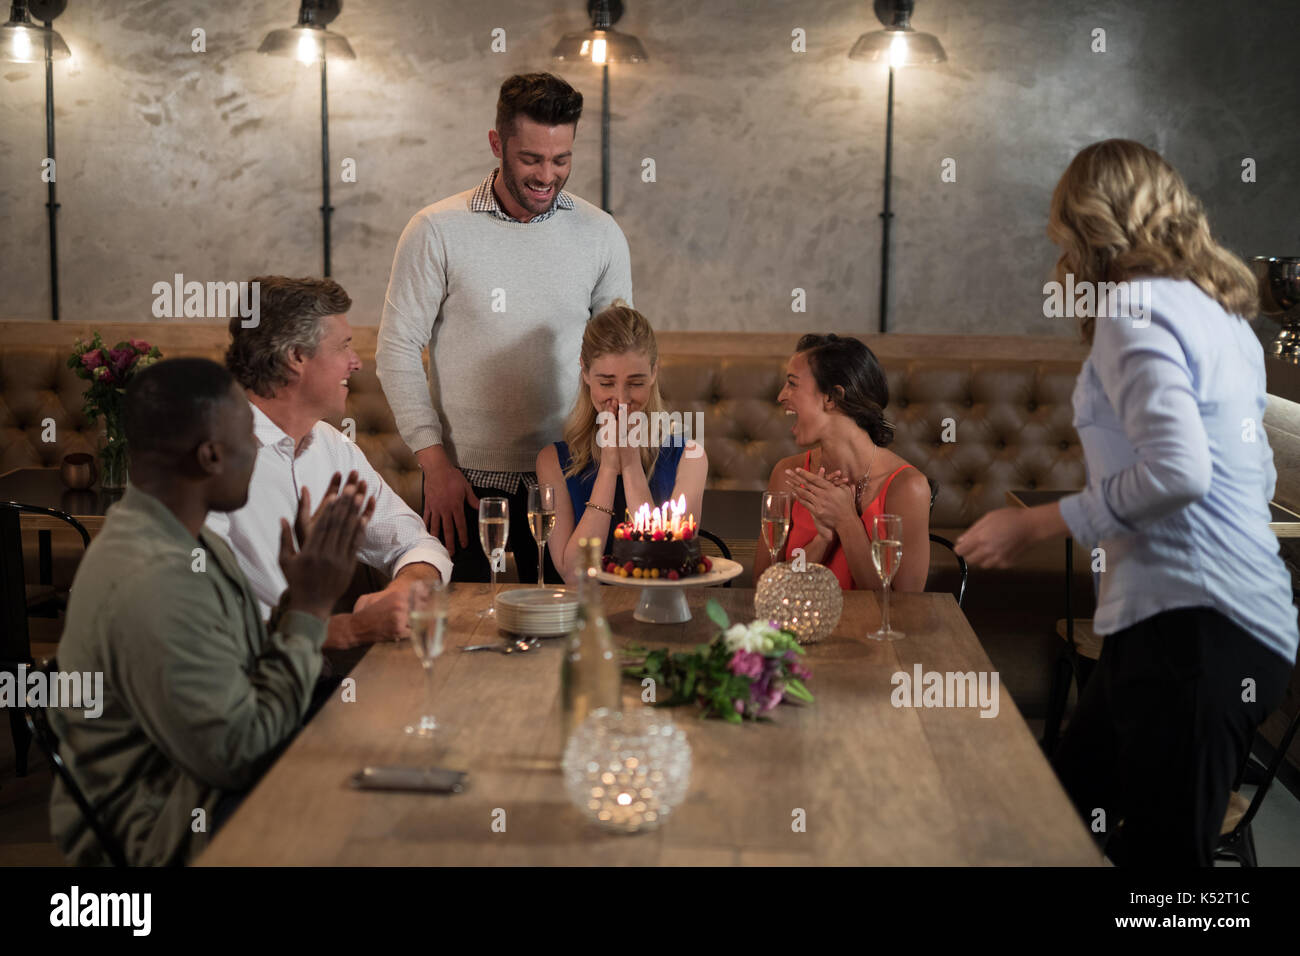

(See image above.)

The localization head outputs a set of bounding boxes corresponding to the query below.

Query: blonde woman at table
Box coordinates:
[753,334,931,591]
[953,139,1299,867]
[536,302,708,584]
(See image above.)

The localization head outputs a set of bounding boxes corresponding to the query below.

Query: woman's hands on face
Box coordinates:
[786,466,857,539]
[596,403,644,474]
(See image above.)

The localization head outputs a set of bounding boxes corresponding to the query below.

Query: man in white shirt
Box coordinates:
[207,276,452,648]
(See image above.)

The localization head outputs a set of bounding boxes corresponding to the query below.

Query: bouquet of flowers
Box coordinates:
[623,600,813,723]
[67,332,162,487]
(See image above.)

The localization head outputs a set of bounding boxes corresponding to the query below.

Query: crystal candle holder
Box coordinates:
[562,707,691,834]
[754,562,844,644]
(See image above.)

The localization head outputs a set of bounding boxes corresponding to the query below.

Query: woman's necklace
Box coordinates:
[852,444,880,514]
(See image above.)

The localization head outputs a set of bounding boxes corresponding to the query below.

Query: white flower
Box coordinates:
[746,621,778,653]
[722,621,780,653]
[722,623,751,652]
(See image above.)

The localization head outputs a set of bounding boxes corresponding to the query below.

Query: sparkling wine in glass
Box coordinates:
[405,579,449,738]
[528,484,557,588]
[478,497,509,619]
[761,491,793,565]
[870,513,905,641]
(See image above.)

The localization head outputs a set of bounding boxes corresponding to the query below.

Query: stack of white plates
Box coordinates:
[495,588,580,636]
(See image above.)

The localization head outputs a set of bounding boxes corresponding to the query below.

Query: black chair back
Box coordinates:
[1216,704,1300,866]
[696,529,733,588]
[24,658,128,867]
[2,501,92,776]
[924,479,968,607]
[928,534,968,608]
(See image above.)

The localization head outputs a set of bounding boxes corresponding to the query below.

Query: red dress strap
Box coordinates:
[804,449,812,470]
[874,464,915,509]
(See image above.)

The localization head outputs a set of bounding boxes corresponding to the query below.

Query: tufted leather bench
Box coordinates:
[1,322,1097,716]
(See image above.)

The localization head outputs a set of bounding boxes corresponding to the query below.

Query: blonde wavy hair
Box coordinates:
[562,300,667,481]
[1047,139,1258,342]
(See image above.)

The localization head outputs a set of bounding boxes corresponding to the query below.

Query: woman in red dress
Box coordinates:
[753,334,931,591]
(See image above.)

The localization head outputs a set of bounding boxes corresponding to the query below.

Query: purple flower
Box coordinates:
[734,699,745,715]
[782,650,811,682]
[108,347,136,380]
[729,649,764,679]
[128,338,151,353]
[751,678,784,714]
[80,351,104,371]
[747,660,788,714]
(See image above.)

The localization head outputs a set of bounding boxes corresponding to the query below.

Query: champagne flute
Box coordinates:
[527,484,557,588]
[870,513,905,641]
[478,497,509,618]
[405,579,449,738]
[761,491,793,565]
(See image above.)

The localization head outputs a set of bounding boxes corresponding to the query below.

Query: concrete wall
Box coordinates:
[1,0,1296,336]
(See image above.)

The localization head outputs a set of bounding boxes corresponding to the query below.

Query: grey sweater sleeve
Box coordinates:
[377,212,446,454]
[592,215,634,313]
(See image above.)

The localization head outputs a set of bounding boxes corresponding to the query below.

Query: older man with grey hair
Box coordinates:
[206,275,452,648]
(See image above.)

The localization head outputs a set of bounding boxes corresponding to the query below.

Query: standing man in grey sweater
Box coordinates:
[377,72,633,582]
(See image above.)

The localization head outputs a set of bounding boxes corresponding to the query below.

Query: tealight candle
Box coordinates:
[562,708,692,834]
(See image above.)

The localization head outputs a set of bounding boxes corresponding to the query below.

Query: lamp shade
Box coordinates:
[258,24,354,62]
[552,27,646,64]
[0,12,70,63]
[849,28,946,66]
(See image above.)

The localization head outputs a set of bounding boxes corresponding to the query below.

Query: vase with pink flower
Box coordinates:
[67,333,162,490]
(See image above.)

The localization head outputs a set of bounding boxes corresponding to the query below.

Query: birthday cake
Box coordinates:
[604,495,712,581]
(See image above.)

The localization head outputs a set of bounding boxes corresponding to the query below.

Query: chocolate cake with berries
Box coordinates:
[602,497,713,581]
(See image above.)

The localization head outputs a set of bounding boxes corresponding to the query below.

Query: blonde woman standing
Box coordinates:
[536,302,707,584]
[955,140,1298,866]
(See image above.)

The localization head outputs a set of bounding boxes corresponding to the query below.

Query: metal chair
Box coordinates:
[23,657,128,867]
[696,529,732,588]
[1215,704,1300,866]
[928,533,968,608]
[2,501,90,776]
[924,479,968,607]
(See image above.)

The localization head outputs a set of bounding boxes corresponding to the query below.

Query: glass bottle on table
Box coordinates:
[560,537,622,741]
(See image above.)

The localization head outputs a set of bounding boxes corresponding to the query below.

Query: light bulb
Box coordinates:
[12,30,32,61]
[296,32,319,64]
[592,37,607,64]
[889,34,908,69]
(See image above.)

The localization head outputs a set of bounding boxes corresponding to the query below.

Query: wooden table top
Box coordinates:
[198,585,1101,866]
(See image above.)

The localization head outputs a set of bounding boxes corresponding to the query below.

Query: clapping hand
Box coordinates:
[280,472,377,620]
[292,471,355,547]
[785,466,857,539]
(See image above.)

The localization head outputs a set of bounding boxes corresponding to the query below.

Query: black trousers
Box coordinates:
[437,481,562,586]
[1052,605,1293,866]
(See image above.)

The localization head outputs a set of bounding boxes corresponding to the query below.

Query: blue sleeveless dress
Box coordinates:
[553,439,687,556]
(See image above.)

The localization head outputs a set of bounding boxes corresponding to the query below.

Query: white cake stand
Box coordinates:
[595,557,743,624]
